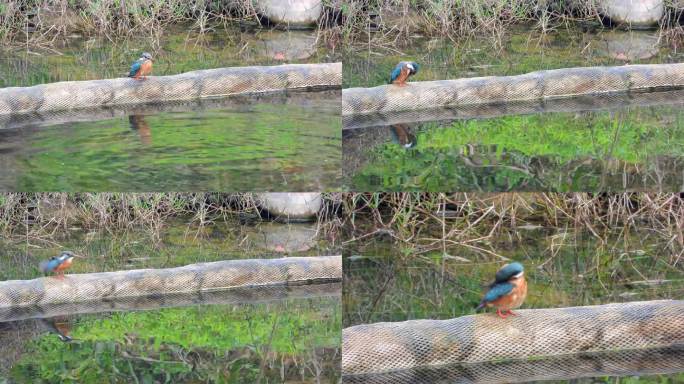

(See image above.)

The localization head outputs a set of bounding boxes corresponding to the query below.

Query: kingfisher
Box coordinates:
[128,52,153,81]
[476,262,527,319]
[39,251,75,278]
[389,61,419,87]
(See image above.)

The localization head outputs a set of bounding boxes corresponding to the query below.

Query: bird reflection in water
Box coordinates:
[39,317,72,342]
[390,124,417,149]
[129,115,152,145]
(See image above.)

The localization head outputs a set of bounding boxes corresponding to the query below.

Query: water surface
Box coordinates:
[0,28,341,192]
[0,218,338,281]
[0,92,341,191]
[1,27,334,87]
[345,100,684,191]
[343,26,678,88]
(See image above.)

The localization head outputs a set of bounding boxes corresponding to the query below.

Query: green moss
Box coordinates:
[74,301,340,353]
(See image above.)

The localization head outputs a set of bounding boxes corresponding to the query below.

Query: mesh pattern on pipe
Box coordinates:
[342,300,684,376]
[342,63,684,117]
[0,90,341,131]
[0,256,341,308]
[0,282,341,322]
[0,63,342,115]
[343,346,684,384]
[342,89,684,130]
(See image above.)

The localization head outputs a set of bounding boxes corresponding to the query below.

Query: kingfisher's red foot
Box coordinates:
[506,310,518,316]
[496,308,509,319]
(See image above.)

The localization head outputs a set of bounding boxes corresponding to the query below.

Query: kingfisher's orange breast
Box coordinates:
[139,60,153,76]
[488,277,527,310]
[392,67,410,84]
[54,258,73,272]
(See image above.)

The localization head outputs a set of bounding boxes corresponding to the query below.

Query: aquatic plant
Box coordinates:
[351,109,684,191]
[7,299,341,382]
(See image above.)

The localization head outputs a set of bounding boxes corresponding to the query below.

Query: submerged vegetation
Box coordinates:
[350,107,684,191]
[6,298,341,383]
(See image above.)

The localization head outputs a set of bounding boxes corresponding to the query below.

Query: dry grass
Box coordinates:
[339,0,606,47]
[342,193,684,265]
[338,0,684,49]
[0,0,261,46]
[0,193,343,238]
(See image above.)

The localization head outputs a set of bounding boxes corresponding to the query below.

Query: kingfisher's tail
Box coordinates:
[475,301,486,311]
[38,260,50,274]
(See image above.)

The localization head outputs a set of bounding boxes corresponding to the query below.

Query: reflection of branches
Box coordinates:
[365,267,396,324]
[257,311,279,383]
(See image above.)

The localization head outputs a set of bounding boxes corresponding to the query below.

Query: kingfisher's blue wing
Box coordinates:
[483,282,514,303]
[128,60,142,77]
[389,64,402,83]
[40,257,60,273]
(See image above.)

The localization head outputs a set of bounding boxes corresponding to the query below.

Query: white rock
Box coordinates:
[255,0,322,27]
[599,0,664,27]
[257,193,322,221]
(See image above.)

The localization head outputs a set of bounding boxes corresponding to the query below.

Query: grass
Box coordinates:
[0,0,347,52]
[339,0,600,45]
